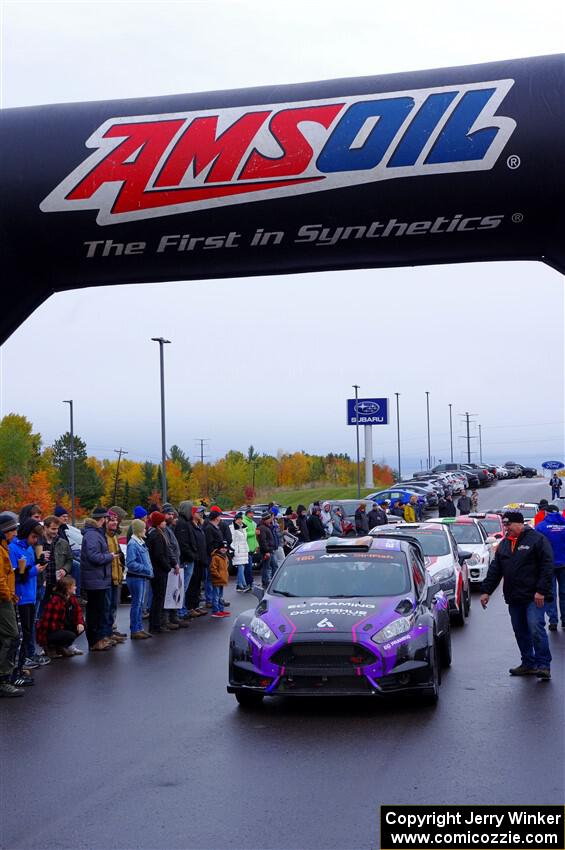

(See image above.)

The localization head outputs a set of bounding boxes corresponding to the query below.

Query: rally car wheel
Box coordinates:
[438,627,452,668]
[464,584,471,617]
[235,690,264,709]
[422,642,440,705]
[453,591,465,627]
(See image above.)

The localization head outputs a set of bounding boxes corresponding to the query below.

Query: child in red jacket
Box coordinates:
[36,575,85,657]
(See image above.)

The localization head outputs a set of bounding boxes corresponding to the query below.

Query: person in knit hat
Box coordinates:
[126,519,153,639]
[103,511,126,644]
[0,512,23,697]
[146,512,171,633]
[175,501,197,619]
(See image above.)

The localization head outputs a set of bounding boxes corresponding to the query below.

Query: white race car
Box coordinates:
[427,517,495,585]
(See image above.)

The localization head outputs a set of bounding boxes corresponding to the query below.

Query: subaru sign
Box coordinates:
[542,461,565,470]
[347,398,389,425]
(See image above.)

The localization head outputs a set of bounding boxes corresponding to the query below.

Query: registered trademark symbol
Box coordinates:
[507,154,521,169]
[512,213,524,223]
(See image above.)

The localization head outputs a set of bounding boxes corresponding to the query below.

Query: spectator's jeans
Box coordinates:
[261,555,272,588]
[144,581,153,613]
[17,604,35,669]
[179,563,194,617]
[0,602,19,680]
[127,576,146,634]
[85,589,107,648]
[236,563,247,588]
[271,547,285,575]
[551,488,560,499]
[204,566,213,604]
[545,566,565,625]
[187,561,203,612]
[508,602,552,669]
[245,554,254,588]
[103,585,120,637]
[211,585,225,613]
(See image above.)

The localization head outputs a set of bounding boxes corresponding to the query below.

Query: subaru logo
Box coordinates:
[356,401,380,414]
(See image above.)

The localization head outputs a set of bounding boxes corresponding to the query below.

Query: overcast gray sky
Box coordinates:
[1,0,563,472]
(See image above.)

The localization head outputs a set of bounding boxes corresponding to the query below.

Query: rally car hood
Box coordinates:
[424,554,455,577]
[260,594,413,636]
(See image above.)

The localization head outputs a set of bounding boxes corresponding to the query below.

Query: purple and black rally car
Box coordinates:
[227,535,451,707]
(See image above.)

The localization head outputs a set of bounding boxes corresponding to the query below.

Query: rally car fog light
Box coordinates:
[372,616,414,644]
[250,616,276,644]
[259,678,272,687]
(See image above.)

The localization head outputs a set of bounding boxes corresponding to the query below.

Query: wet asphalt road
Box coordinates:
[1,479,564,850]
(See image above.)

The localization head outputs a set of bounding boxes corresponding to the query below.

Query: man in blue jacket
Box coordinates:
[536,506,565,631]
[81,507,116,651]
[480,511,554,680]
[8,519,47,676]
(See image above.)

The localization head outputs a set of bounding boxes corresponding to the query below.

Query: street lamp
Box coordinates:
[151,337,171,503]
[353,384,361,498]
[449,403,454,463]
[395,392,401,480]
[425,391,431,471]
[62,400,75,525]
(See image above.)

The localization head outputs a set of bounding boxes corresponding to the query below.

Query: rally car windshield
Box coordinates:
[448,524,483,544]
[480,519,503,534]
[270,552,411,597]
[392,529,450,556]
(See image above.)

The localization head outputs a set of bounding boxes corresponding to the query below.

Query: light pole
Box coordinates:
[425,391,431,470]
[63,400,75,525]
[479,424,483,464]
[395,392,401,480]
[151,337,171,503]
[353,384,361,498]
[449,403,454,462]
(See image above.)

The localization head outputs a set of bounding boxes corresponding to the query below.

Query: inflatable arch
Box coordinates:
[1,53,563,344]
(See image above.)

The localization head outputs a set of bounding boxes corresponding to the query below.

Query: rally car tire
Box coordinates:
[464,585,471,616]
[235,690,264,709]
[453,590,465,627]
[422,642,440,705]
[438,627,452,668]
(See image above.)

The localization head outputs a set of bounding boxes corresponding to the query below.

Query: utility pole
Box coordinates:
[62,400,75,525]
[460,412,478,463]
[478,424,483,463]
[353,384,361,498]
[395,392,401,480]
[194,439,210,499]
[425,391,431,470]
[449,403,454,462]
[113,448,128,505]
[151,337,171,503]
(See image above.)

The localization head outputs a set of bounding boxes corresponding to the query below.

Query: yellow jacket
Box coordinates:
[0,539,17,603]
[403,504,416,523]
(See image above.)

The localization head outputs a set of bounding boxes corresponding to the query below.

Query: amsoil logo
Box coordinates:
[40,80,516,225]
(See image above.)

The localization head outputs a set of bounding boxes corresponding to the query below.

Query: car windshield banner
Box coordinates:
[0,53,563,343]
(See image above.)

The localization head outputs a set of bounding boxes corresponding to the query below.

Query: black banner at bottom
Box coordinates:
[381,805,564,850]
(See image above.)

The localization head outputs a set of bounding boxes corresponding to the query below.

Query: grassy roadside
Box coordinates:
[254,484,382,507]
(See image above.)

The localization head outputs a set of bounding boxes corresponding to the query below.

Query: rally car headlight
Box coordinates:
[250,617,276,644]
[372,616,413,645]
[431,566,455,582]
[464,553,480,566]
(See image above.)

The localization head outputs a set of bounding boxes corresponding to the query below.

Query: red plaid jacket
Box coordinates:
[36,592,84,647]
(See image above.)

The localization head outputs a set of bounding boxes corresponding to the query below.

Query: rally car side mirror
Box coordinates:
[252,585,264,601]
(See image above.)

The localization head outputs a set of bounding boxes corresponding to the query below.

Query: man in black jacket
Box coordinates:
[257,513,276,588]
[307,506,326,540]
[175,501,197,620]
[480,511,554,679]
[367,503,387,529]
[186,507,208,617]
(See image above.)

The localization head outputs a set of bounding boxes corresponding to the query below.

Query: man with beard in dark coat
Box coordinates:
[368,503,388,529]
[307,506,326,541]
[185,507,209,617]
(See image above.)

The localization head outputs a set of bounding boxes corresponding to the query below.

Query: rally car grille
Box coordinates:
[271,642,377,673]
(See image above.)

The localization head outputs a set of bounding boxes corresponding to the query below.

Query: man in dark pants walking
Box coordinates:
[80,507,116,651]
[480,510,554,680]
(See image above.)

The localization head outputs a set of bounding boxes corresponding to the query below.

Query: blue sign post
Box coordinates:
[347,397,389,425]
[542,461,565,470]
